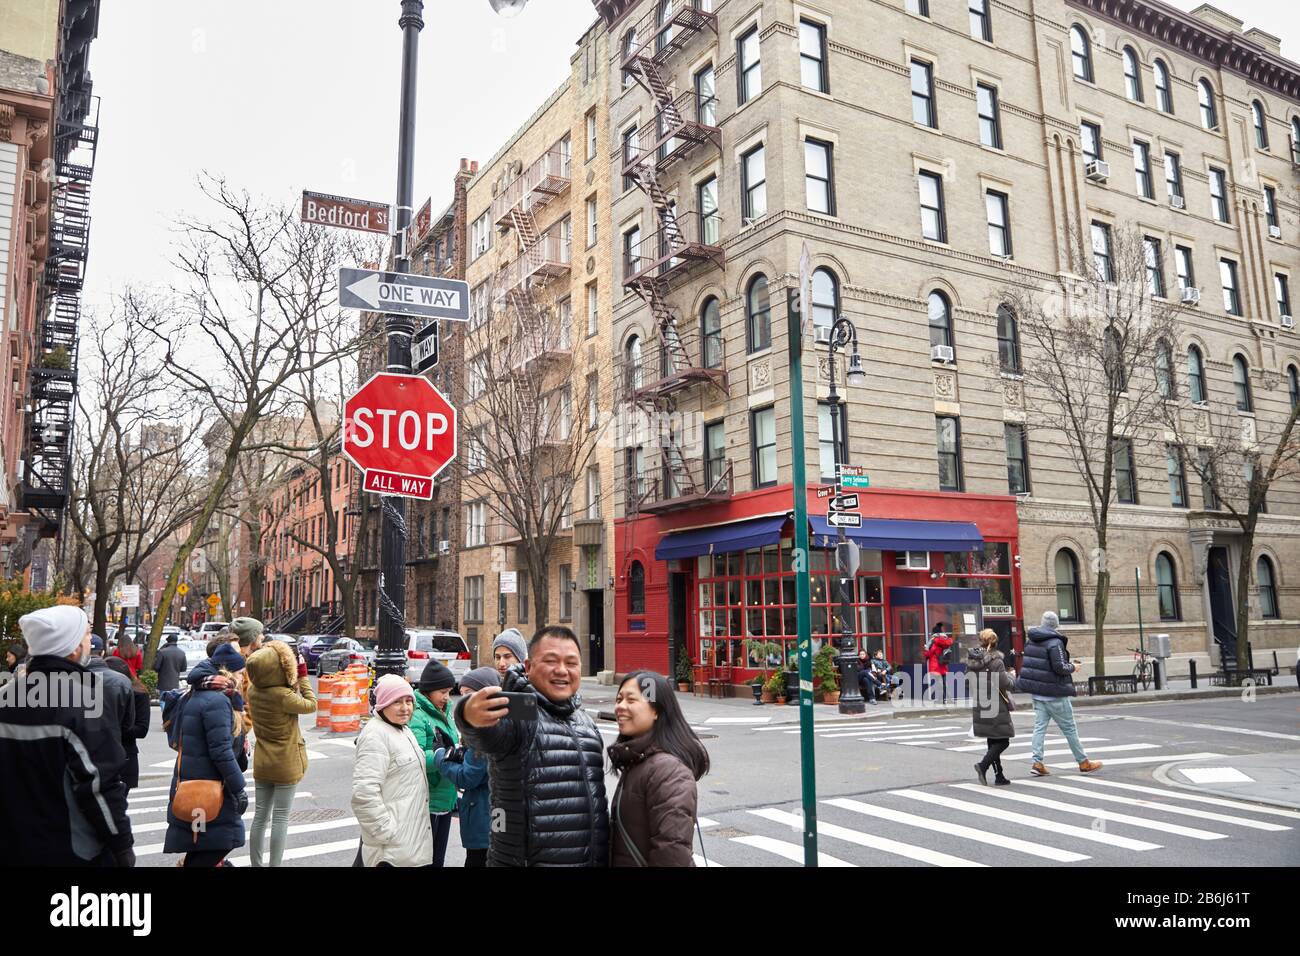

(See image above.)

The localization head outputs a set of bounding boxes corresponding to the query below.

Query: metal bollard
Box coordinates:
[1189,659,1197,689]
[1154,658,1164,691]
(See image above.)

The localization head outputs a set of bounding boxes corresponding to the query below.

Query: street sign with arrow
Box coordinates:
[339,268,470,321]
[413,321,439,373]
[826,512,863,529]
[829,493,859,511]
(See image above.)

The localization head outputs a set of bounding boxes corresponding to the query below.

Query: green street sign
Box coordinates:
[840,475,871,489]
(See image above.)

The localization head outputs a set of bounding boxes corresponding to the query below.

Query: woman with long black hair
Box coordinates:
[607,670,710,867]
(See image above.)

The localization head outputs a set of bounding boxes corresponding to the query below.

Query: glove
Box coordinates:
[298,661,308,678]
[446,745,467,764]
[112,845,136,868]
[433,747,446,765]
[235,791,249,815]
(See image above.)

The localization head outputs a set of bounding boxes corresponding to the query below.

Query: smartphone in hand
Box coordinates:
[492,691,538,721]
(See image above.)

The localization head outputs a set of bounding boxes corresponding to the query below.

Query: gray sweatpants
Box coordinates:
[250,780,297,867]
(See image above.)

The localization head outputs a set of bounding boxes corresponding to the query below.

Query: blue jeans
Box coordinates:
[1031,696,1088,764]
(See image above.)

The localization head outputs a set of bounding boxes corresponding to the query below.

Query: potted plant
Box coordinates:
[814,644,841,705]
[744,638,782,704]
[762,667,784,705]
[674,643,693,693]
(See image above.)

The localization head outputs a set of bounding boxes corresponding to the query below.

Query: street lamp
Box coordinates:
[825,316,866,714]
[488,0,529,14]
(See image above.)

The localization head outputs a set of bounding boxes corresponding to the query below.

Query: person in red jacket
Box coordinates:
[923,623,953,702]
[111,634,144,679]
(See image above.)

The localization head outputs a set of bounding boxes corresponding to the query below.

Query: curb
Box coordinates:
[1152,760,1300,813]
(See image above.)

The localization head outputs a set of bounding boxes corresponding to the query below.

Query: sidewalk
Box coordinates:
[1154,752,1300,811]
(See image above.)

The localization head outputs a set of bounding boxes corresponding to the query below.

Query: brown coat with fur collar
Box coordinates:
[246,641,317,785]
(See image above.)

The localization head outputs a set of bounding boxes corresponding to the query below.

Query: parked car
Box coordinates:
[300,635,343,672]
[315,638,376,677]
[177,640,209,683]
[404,629,472,687]
[265,633,298,656]
[196,621,230,639]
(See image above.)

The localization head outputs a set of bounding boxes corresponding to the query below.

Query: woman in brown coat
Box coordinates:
[607,670,709,867]
[968,628,1015,786]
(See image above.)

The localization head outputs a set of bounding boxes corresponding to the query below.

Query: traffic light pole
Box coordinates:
[374,0,424,687]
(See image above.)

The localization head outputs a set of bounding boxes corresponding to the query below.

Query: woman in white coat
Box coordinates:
[351,674,433,867]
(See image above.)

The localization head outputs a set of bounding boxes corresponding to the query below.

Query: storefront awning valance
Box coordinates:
[809,516,983,553]
[655,515,788,561]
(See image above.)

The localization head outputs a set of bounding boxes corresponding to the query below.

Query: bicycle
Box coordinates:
[1130,646,1153,691]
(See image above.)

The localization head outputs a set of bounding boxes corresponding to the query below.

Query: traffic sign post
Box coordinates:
[343,372,458,502]
[339,267,469,321]
[413,321,439,373]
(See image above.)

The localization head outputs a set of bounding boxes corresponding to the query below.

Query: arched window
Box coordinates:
[997,303,1020,372]
[1104,326,1127,391]
[1055,549,1082,623]
[626,334,643,390]
[1070,26,1093,82]
[700,297,722,369]
[621,30,637,88]
[1289,364,1299,409]
[1198,79,1217,129]
[812,267,838,334]
[1122,46,1143,101]
[655,1,675,54]
[1153,59,1172,112]
[1253,101,1269,149]
[928,290,953,351]
[1256,556,1279,618]
[746,274,772,353]
[1156,338,1175,398]
[1233,355,1253,411]
[1155,552,1180,621]
[1188,345,1207,403]
[629,561,646,615]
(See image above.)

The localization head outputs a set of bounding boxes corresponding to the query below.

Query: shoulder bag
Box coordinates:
[169,709,225,842]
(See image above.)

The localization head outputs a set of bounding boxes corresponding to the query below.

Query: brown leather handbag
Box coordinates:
[169,709,224,842]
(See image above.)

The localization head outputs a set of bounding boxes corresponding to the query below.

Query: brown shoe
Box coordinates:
[1030,762,1050,776]
[1078,759,1103,773]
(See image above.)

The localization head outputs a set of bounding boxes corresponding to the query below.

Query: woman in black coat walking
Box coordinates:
[104,656,151,792]
[967,628,1014,786]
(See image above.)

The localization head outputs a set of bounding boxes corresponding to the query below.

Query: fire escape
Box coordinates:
[619,2,729,515]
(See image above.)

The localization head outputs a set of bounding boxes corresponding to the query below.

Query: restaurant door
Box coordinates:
[888,587,983,698]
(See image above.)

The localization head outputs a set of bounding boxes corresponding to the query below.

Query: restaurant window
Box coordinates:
[1055,549,1082,623]
[946,543,1015,617]
[1156,552,1180,620]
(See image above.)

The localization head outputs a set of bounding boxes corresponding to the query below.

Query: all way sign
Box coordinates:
[339,268,470,321]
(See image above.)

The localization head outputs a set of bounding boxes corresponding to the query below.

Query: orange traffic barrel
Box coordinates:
[316,674,337,729]
[329,678,361,733]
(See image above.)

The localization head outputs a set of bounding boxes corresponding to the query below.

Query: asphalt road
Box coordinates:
[128,685,1300,868]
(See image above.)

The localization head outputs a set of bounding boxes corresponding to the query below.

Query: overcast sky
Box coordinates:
[82,0,1298,315]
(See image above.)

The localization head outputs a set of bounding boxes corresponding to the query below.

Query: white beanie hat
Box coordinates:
[19,605,90,659]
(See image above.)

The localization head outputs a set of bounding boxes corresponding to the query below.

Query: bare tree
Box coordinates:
[1000,225,1183,674]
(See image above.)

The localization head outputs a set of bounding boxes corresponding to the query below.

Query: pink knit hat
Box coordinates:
[373,674,414,714]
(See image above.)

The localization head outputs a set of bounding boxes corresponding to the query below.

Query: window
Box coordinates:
[1265,186,1279,232]
[622,225,641,282]
[742,144,767,221]
[751,406,777,487]
[655,1,675,54]
[1091,221,1113,282]
[556,385,572,441]
[1233,355,1252,411]
[516,573,528,624]
[737,25,761,105]
[1122,47,1143,101]
[1253,100,1269,149]
[621,126,639,192]
[928,291,953,351]
[918,171,946,242]
[1166,446,1188,508]
[1115,439,1138,504]
[1070,26,1093,82]
[906,0,929,15]
[1175,245,1195,293]
[1199,80,1217,129]
[1133,140,1152,198]
[698,174,719,245]
[464,502,486,548]
[969,0,992,42]
[1278,274,1293,319]
[1155,553,1180,620]
[911,60,936,128]
[586,196,598,248]
[470,282,489,328]
[1164,151,1183,203]
[586,282,598,337]
[1210,167,1229,223]
[586,465,601,520]
[812,267,838,335]
[1187,346,1207,403]
[1005,424,1030,494]
[464,576,483,623]
[468,352,487,400]
[621,29,637,88]
[1221,259,1241,316]
[698,297,722,369]
[1294,117,1300,164]
[704,420,727,488]
[1081,121,1102,163]
[1144,236,1165,298]
[1105,326,1127,392]
[625,444,645,501]
[747,274,771,353]
[1156,338,1175,398]
[804,139,835,215]
[1256,556,1279,618]
[470,212,491,261]
[997,304,1020,372]
[468,426,487,471]
[586,111,597,162]
[977,83,1002,149]
[559,565,573,621]
[586,372,599,430]
[1198,448,1219,509]
[818,402,841,481]
[986,190,1012,257]
[625,334,643,390]
[1153,59,1172,113]
[695,64,717,126]
[936,416,963,491]
[799,19,827,93]
[1245,457,1267,514]
[628,561,645,615]
[1289,365,1300,410]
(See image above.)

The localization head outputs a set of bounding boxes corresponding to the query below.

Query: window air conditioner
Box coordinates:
[438,540,450,554]
[1180,287,1201,305]
[1085,160,1110,182]
[1269,225,1282,239]
[1282,314,1295,329]
[814,325,833,344]
[894,550,931,571]
[930,344,955,363]
[1170,195,1185,210]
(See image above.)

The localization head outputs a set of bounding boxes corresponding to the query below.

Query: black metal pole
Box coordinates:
[828,320,864,715]
[374,0,424,689]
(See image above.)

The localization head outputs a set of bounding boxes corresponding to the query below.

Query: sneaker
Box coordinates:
[974,762,989,786]
[1030,761,1050,776]
[994,775,1012,786]
[1078,759,1103,773]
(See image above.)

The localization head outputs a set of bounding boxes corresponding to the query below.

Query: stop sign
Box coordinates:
[343,372,457,500]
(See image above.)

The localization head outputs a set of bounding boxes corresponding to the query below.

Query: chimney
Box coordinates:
[1243,28,1281,56]
[1188,4,1244,36]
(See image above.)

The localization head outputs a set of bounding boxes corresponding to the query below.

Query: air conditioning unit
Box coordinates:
[895,550,931,571]
[1282,314,1295,329]
[438,540,450,554]
[1269,225,1282,239]
[1085,160,1110,182]
[1170,195,1186,210]
[1180,287,1201,305]
[930,344,955,363]
[814,325,833,344]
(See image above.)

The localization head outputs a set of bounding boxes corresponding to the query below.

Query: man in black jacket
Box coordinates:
[1018,611,1102,777]
[456,625,609,866]
[154,633,188,692]
[0,605,135,866]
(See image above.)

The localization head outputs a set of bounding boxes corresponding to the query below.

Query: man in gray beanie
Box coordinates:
[491,628,528,678]
[1017,610,1101,777]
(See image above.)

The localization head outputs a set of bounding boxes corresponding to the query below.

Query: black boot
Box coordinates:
[993,760,1010,785]
[974,761,990,786]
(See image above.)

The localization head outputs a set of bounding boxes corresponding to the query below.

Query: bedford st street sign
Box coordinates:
[301,191,391,234]
[339,268,470,321]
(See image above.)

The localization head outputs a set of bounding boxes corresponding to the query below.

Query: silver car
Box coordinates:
[316,638,377,676]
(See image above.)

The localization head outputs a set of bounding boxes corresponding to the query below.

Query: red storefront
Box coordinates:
[614,484,1023,689]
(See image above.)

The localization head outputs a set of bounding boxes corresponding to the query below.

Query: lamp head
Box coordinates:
[489,0,528,16]
[845,350,866,386]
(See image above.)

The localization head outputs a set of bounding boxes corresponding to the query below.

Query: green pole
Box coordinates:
[787,292,818,866]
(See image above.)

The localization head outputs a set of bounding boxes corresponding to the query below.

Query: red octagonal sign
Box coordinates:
[343,372,457,500]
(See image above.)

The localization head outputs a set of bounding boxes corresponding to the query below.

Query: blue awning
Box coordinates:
[809,516,983,552]
[655,515,788,561]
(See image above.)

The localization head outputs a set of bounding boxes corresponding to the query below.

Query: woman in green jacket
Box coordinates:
[246,640,317,867]
[409,661,459,866]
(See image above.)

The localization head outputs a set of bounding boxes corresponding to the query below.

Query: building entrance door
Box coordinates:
[668,572,689,676]
[1206,546,1237,665]
[586,590,605,675]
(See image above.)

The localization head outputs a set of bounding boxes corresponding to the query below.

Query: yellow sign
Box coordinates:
[207,593,220,607]
[177,583,190,596]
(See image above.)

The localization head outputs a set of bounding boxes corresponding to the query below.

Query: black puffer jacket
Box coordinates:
[1016,626,1077,697]
[454,667,609,867]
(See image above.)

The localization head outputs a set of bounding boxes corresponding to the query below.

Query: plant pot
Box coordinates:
[823,690,841,705]
[761,689,775,704]
[750,683,763,704]
[776,695,786,705]
[783,670,800,700]
[678,682,690,693]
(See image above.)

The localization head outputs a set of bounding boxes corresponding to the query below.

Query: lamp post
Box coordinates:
[825,316,867,714]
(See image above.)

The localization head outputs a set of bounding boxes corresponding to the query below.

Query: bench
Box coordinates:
[1208,668,1274,688]
[1087,675,1138,696]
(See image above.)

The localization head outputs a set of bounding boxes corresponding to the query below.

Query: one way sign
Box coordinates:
[339,268,470,322]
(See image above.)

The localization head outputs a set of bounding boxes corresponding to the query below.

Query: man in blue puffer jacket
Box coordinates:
[1018,612,1102,777]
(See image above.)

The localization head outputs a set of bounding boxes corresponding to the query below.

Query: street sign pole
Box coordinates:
[787,278,818,867]
[828,353,864,716]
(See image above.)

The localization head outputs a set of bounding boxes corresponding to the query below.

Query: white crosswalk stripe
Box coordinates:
[128,792,313,817]
[1017,781,1291,832]
[749,807,986,867]
[731,834,857,866]
[135,816,359,857]
[225,838,358,865]
[773,721,932,734]
[692,854,725,867]
[1002,744,1159,760]
[1057,776,1300,820]
[946,737,1108,753]
[1045,752,1223,769]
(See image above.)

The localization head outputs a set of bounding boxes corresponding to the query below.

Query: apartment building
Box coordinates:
[593,0,1299,685]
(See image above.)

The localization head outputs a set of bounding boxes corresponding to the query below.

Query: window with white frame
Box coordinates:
[586,196,598,247]
[586,282,598,336]
[464,502,486,548]
[587,372,599,430]
[586,465,601,520]
[470,212,491,260]
[470,282,489,328]
[586,110,597,162]
[799,19,827,93]
[464,576,483,622]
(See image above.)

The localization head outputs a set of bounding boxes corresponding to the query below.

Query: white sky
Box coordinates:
[82,0,1298,314]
